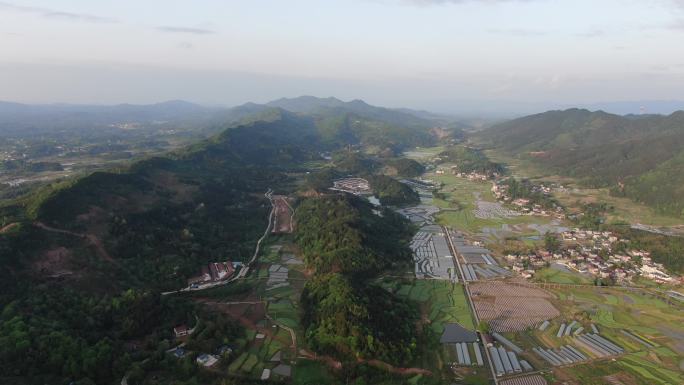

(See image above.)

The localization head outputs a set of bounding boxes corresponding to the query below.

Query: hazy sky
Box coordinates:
[1,0,684,111]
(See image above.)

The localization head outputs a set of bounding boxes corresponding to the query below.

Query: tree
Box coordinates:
[544,232,561,253]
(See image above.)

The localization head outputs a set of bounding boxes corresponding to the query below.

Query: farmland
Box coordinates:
[469,280,560,332]
[503,284,684,385]
[383,279,475,333]
[429,171,562,236]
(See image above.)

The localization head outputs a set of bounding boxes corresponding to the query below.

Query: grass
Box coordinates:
[240,353,259,372]
[533,267,592,285]
[619,353,683,385]
[293,360,336,385]
[228,352,249,373]
[392,280,475,332]
[430,171,560,234]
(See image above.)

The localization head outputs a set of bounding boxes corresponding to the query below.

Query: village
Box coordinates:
[503,228,678,284]
[490,180,566,220]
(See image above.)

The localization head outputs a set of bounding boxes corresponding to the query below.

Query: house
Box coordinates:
[260,368,271,380]
[217,345,233,355]
[209,262,235,281]
[174,325,189,337]
[196,354,219,367]
[173,348,186,358]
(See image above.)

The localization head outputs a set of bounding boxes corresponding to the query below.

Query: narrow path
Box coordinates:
[34,221,116,263]
[0,222,18,234]
[362,359,432,376]
[265,314,298,357]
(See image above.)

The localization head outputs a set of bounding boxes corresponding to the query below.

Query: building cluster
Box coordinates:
[330,177,371,194]
[504,229,677,284]
[491,182,565,219]
[187,261,237,287]
[435,166,497,181]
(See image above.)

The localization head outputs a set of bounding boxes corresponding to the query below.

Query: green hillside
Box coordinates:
[0,103,443,384]
[478,109,684,216]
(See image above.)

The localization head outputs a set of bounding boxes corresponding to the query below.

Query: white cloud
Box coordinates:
[0,1,117,23]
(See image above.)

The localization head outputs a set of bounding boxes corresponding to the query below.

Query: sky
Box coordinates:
[1,0,684,113]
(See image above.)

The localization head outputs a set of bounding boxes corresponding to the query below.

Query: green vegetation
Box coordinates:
[608,225,684,273]
[382,158,426,177]
[369,175,420,206]
[499,177,560,209]
[296,195,419,364]
[295,195,412,275]
[479,109,684,217]
[524,285,683,385]
[0,288,202,384]
[533,267,591,284]
[387,280,475,333]
[436,145,505,176]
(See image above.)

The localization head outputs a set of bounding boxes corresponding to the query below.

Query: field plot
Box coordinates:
[432,173,554,234]
[384,280,475,333]
[271,195,294,234]
[473,195,520,219]
[470,281,560,332]
[396,204,440,225]
[499,374,547,385]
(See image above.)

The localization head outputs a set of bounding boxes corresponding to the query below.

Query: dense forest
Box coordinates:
[295,195,419,364]
[0,113,325,384]
[368,175,420,206]
[381,158,426,178]
[478,109,684,217]
[0,100,447,384]
[436,145,505,176]
[0,287,204,384]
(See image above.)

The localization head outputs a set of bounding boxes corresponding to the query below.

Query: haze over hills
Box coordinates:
[478,108,684,216]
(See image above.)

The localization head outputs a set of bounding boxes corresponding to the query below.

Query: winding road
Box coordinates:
[162,189,275,295]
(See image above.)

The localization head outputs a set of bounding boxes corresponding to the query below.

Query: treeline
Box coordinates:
[295,195,419,364]
[437,146,505,175]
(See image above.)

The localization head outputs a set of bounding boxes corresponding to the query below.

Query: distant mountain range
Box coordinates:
[478,108,684,216]
[0,97,463,146]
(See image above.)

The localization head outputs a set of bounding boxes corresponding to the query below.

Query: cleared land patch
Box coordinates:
[470,281,560,332]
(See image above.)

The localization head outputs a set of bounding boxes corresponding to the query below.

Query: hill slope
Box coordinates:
[478,109,684,216]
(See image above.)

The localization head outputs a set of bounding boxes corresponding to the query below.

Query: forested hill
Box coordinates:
[0,111,329,384]
[477,109,684,217]
[0,102,431,383]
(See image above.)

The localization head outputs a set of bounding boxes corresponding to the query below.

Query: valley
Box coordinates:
[0,97,682,385]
